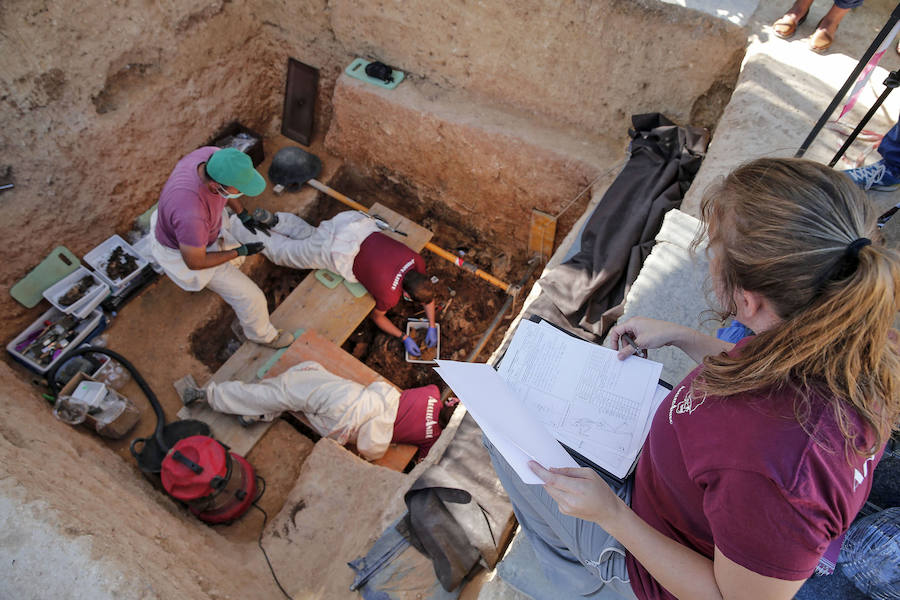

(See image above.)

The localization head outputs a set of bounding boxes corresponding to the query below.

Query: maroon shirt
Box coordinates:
[155,146,227,250]
[392,384,442,458]
[627,341,882,600]
[352,232,426,311]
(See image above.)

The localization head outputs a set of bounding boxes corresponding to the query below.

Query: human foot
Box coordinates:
[773,0,812,39]
[810,6,850,54]
[773,10,808,39]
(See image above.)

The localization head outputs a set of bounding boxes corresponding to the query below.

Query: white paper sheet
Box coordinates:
[496,319,664,479]
[434,360,578,484]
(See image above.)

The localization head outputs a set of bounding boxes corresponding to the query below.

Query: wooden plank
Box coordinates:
[369,201,432,251]
[178,204,433,457]
[528,209,557,259]
[266,329,390,385]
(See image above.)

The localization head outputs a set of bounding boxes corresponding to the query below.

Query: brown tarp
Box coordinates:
[526,113,709,342]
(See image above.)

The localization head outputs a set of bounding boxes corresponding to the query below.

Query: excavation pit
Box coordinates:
[189,162,545,390]
[0,1,758,595]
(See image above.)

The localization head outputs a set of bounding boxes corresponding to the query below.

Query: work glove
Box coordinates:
[425,326,438,348]
[236,242,265,256]
[403,335,422,357]
[237,209,271,237]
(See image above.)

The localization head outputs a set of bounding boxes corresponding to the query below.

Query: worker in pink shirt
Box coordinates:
[150,147,293,349]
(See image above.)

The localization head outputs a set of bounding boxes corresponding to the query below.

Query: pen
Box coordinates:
[619,332,645,358]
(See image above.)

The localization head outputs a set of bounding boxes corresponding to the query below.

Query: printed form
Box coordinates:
[497,319,664,479]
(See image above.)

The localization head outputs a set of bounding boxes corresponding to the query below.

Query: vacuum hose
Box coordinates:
[46,346,168,453]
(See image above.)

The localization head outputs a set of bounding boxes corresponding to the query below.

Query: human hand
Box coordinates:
[529,462,625,525]
[403,335,421,357]
[237,242,265,256]
[607,317,687,360]
[425,326,438,348]
[237,209,270,237]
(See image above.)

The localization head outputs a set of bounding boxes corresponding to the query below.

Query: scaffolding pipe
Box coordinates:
[307,178,515,294]
[440,257,541,402]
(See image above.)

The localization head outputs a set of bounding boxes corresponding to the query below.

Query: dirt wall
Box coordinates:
[0,361,278,599]
[325,75,612,254]
[326,0,746,134]
[1,1,285,343]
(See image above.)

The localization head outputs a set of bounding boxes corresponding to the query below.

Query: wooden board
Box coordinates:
[178,202,432,457]
[368,201,433,252]
[528,209,557,259]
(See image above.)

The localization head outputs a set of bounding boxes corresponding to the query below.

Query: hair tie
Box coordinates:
[846,237,871,259]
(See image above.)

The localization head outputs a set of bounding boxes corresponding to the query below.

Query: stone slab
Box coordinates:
[262,438,409,599]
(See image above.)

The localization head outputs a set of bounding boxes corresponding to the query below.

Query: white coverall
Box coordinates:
[229,210,379,282]
[150,210,278,344]
[206,361,400,461]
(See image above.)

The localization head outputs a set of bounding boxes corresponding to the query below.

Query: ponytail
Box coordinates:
[693,158,900,454]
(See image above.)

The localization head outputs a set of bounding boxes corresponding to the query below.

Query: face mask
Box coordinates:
[215,184,243,200]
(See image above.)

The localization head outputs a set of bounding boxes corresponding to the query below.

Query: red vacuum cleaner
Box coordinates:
[160,435,258,524]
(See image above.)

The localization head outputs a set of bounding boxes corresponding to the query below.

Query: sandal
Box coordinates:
[773,10,808,39]
[810,21,835,54]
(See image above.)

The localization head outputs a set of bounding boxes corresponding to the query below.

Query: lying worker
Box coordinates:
[230,209,437,356]
[181,360,456,460]
[487,158,900,600]
[150,147,293,349]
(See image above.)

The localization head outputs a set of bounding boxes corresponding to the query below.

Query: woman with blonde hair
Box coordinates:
[488,157,900,599]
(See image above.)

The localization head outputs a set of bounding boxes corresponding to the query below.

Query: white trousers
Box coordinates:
[206,361,400,460]
[229,210,379,282]
[150,210,278,344]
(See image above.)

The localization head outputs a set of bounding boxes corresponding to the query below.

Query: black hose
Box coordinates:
[46,346,168,453]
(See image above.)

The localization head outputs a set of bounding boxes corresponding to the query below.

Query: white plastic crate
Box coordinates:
[405,320,440,364]
[84,234,149,291]
[42,266,109,317]
[6,307,105,375]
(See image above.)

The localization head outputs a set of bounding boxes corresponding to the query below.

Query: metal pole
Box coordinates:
[795,2,900,158]
[829,71,900,166]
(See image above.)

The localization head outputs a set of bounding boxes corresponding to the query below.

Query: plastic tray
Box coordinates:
[83,234,149,292]
[42,266,110,318]
[405,320,439,365]
[6,307,105,375]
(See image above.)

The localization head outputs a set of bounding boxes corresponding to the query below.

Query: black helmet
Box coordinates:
[267,146,322,191]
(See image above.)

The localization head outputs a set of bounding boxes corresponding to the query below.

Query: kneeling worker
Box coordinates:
[230,210,437,356]
[150,147,293,349]
[182,361,456,460]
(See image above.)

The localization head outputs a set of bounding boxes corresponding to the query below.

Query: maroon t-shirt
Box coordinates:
[392,384,442,458]
[627,340,883,600]
[352,232,426,311]
[155,146,227,250]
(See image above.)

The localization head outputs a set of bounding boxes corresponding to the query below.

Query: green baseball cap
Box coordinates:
[206,148,266,196]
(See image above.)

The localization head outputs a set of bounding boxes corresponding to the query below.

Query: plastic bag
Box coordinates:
[53,395,88,425]
[840,507,900,600]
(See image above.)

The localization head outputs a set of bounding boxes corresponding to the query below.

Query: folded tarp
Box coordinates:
[526,113,709,342]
